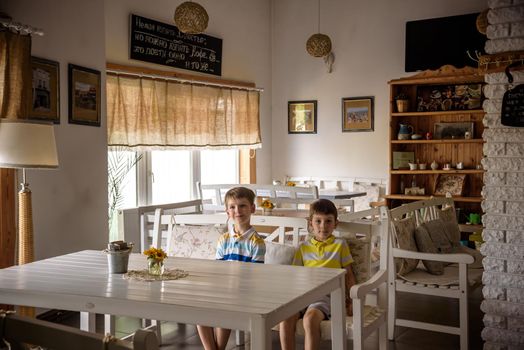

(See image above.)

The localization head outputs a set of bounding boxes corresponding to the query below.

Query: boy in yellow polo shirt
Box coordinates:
[279,199,356,350]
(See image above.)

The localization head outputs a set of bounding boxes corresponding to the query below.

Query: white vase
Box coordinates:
[431,161,439,170]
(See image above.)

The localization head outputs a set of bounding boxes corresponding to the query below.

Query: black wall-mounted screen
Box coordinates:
[405,13,486,72]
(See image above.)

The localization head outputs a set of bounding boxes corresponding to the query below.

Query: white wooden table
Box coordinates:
[0,250,347,349]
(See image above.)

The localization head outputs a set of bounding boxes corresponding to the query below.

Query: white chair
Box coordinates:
[106,200,205,341]
[387,197,483,350]
[196,182,319,210]
[270,207,389,350]
[1,311,158,350]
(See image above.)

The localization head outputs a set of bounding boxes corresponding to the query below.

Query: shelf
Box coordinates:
[391,109,484,117]
[458,224,483,233]
[391,139,484,144]
[384,194,483,203]
[391,169,484,175]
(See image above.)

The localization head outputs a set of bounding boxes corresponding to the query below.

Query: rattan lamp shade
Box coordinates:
[306,33,332,57]
[174,1,209,34]
[0,120,58,269]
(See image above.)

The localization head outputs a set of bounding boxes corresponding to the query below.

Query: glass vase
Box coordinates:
[147,258,164,276]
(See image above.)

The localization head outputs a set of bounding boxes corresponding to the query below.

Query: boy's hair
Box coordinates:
[309,199,338,221]
[224,186,256,207]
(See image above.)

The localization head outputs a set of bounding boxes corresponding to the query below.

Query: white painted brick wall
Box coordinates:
[484,314,508,328]
[507,231,524,243]
[482,2,524,347]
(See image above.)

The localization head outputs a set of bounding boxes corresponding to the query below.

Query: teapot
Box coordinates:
[398,123,414,140]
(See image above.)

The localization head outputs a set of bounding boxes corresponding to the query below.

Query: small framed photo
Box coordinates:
[434,174,466,196]
[27,57,60,124]
[288,100,317,134]
[68,64,101,127]
[342,96,374,132]
[434,122,474,139]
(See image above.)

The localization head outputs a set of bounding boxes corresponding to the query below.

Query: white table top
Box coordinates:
[318,190,367,200]
[0,250,346,348]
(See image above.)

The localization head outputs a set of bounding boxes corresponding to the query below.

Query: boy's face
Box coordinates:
[226,197,255,226]
[310,213,338,241]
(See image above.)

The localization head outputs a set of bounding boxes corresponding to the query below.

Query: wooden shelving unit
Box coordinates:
[386,65,485,228]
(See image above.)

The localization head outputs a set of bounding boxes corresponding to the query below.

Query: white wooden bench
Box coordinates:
[387,197,484,350]
[152,207,389,349]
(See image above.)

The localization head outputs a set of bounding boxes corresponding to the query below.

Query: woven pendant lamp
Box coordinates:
[174,1,209,34]
[306,0,332,57]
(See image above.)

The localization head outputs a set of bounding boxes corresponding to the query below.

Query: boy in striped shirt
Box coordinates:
[280,199,356,350]
[197,186,265,350]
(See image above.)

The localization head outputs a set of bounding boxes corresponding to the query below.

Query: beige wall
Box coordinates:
[2,0,108,259]
[270,0,485,182]
[1,0,487,258]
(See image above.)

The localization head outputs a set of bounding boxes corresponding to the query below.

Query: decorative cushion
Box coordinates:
[167,225,224,259]
[418,219,453,254]
[414,222,444,275]
[437,206,461,247]
[264,241,296,265]
[344,237,370,284]
[453,245,484,269]
[392,216,419,275]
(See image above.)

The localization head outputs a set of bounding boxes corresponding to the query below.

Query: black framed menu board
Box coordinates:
[129,14,222,76]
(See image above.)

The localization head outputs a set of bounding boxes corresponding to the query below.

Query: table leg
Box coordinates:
[330,277,347,350]
[250,316,271,350]
[80,312,96,332]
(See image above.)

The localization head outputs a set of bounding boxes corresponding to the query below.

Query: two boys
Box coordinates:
[198,188,355,350]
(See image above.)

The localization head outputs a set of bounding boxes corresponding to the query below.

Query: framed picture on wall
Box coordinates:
[288,100,317,134]
[27,57,60,124]
[342,96,374,132]
[68,64,101,127]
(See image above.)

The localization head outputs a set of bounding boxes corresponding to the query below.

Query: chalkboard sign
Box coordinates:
[129,14,222,76]
[501,84,524,127]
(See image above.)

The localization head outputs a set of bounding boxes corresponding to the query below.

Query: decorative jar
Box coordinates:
[147,258,165,276]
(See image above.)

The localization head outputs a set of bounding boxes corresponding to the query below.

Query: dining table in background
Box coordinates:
[0,250,348,350]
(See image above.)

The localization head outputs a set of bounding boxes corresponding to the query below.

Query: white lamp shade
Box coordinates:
[0,120,59,169]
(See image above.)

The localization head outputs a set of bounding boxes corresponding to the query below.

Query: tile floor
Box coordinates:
[55,286,483,349]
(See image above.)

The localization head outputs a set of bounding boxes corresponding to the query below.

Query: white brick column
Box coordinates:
[481,1,524,349]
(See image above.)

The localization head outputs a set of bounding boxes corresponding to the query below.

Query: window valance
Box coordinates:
[106,73,261,150]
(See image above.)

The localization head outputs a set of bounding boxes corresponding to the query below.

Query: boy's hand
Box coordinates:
[346,302,353,316]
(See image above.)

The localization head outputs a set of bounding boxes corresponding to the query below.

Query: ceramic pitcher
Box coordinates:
[398,123,414,140]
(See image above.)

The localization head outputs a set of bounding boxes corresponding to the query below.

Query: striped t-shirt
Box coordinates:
[215,226,266,263]
[293,235,353,269]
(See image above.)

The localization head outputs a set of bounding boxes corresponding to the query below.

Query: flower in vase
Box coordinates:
[144,247,167,276]
[261,199,275,210]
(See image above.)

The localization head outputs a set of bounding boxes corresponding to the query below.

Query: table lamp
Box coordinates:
[0,120,59,266]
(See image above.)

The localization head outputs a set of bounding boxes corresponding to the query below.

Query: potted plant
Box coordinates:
[395,93,409,113]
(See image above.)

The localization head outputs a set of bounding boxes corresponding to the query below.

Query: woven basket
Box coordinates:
[306,33,332,57]
[174,1,209,34]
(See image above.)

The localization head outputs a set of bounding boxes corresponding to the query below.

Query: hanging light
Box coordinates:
[306,0,332,57]
[174,1,209,34]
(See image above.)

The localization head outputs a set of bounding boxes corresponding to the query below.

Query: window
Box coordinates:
[110,149,239,208]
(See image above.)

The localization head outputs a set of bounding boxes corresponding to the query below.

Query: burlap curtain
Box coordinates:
[106,74,261,149]
[0,31,31,119]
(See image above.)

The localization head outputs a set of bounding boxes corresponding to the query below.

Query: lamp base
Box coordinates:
[18,181,35,317]
[18,184,34,265]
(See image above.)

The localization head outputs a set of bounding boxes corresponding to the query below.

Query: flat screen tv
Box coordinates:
[405,13,486,72]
